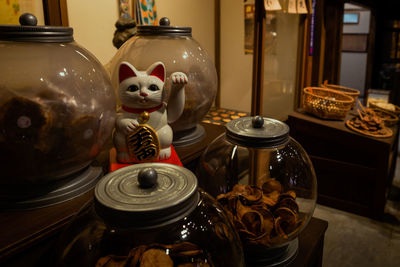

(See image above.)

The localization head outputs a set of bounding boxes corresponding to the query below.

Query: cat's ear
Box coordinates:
[147,62,165,82]
[119,62,138,83]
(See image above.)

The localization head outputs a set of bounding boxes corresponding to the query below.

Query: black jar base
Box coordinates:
[0,165,102,210]
[172,124,205,147]
[245,238,299,267]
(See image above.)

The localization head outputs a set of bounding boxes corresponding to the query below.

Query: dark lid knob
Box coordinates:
[252,116,264,128]
[0,13,73,42]
[138,168,158,188]
[159,17,170,26]
[137,17,191,37]
[226,117,290,148]
[19,13,37,26]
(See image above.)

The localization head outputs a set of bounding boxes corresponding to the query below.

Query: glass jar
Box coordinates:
[197,116,317,266]
[109,17,217,146]
[52,163,245,267]
[0,14,115,207]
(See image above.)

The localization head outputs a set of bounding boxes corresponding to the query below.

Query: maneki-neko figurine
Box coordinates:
[111,61,187,170]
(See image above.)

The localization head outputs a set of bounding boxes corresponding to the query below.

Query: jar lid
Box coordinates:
[95,163,199,227]
[137,17,191,37]
[0,13,73,43]
[226,116,290,148]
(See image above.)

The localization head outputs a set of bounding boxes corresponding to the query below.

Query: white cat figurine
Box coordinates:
[114,61,187,163]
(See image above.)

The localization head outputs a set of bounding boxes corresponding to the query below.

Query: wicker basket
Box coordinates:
[371,108,399,127]
[303,87,354,120]
[369,101,400,116]
[321,82,360,108]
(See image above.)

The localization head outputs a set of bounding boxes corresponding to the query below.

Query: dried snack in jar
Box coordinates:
[96,242,213,267]
[216,181,300,248]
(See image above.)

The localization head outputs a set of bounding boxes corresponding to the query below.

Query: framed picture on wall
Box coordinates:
[343,12,360,24]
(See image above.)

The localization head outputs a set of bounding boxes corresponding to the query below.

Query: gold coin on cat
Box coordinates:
[139,111,150,124]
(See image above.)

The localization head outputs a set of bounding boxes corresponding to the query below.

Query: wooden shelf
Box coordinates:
[288,110,399,219]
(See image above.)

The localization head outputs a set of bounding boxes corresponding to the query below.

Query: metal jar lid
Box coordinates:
[0,13,73,42]
[226,116,290,148]
[137,17,191,37]
[95,163,199,228]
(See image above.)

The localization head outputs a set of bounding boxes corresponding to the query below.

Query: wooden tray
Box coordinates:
[345,119,393,138]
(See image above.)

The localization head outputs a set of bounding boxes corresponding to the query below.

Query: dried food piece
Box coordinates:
[274,207,298,238]
[228,184,263,205]
[278,190,296,201]
[140,249,173,267]
[252,205,275,235]
[127,245,148,266]
[261,194,278,207]
[277,198,299,213]
[95,254,128,267]
[274,207,298,220]
[216,192,238,215]
[261,190,280,207]
[241,210,263,235]
[261,179,283,194]
[238,186,263,204]
[0,96,52,146]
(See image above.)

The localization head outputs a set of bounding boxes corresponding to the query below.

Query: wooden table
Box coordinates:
[287,110,399,219]
[0,122,328,267]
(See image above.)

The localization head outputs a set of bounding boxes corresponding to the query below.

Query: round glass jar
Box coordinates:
[52,163,245,267]
[0,14,115,205]
[109,17,217,146]
[196,116,317,266]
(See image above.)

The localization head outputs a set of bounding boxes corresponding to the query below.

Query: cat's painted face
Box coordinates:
[118,61,166,108]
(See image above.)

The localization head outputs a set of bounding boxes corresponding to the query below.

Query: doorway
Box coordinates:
[339,2,373,101]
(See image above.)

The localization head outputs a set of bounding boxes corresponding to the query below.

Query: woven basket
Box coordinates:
[371,108,399,127]
[369,101,400,116]
[321,82,360,108]
[303,87,354,120]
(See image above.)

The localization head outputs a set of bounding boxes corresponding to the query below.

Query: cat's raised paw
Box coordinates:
[171,72,188,84]
[158,147,171,160]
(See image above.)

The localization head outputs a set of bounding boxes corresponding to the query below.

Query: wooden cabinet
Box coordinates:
[288,110,399,219]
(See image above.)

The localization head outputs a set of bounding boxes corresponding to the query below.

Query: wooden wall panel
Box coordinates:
[42,0,69,26]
